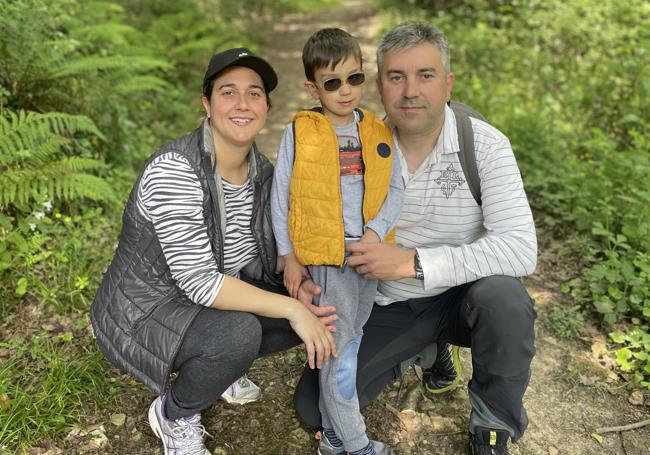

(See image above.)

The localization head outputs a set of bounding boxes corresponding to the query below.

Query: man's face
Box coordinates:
[377,43,454,137]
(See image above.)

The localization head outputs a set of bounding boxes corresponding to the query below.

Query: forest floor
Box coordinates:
[37,0,650,454]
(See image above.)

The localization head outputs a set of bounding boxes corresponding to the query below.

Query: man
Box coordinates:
[294,21,537,454]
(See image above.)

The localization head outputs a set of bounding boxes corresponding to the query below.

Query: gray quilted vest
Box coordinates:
[90,121,280,393]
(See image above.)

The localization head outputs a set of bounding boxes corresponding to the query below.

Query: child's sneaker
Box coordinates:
[148,394,211,455]
[220,375,261,405]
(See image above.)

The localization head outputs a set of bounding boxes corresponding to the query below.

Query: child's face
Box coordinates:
[305,56,364,126]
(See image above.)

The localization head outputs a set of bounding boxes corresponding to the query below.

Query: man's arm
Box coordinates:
[350,124,537,286]
[415,129,537,289]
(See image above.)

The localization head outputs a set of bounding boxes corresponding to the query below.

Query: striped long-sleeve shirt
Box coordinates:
[136,152,258,307]
[376,104,537,304]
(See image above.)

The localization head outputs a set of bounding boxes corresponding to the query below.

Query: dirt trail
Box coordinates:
[86,1,650,454]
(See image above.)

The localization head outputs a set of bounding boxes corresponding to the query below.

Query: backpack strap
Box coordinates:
[449,101,485,206]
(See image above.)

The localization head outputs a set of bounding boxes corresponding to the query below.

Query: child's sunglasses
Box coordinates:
[320,72,365,92]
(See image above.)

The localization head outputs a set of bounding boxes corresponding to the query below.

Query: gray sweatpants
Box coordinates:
[310,263,378,452]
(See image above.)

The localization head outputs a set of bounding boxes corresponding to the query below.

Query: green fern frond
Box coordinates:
[169,37,232,58]
[74,24,136,46]
[51,55,172,79]
[56,173,117,202]
[0,159,115,206]
[115,75,172,95]
[0,137,70,167]
[0,110,113,208]
[0,111,104,161]
[53,156,110,172]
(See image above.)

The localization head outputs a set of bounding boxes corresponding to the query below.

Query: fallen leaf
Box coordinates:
[629,390,644,406]
[0,348,11,358]
[591,432,604,445]
[84,426,108,449]
[591,340,606,358]
[0,393,11,411]
[110,413,126,427]
[548,446,559,455]
[578,374,597,386]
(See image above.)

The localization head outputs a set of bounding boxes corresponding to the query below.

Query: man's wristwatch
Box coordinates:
[414,250,424,280]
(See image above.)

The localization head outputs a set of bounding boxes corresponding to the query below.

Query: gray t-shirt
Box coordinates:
[271,111,404,257]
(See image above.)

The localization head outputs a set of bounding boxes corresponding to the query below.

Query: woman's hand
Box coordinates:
[287,303,337,369]
[282,252,309,298]
[296,279,337,331]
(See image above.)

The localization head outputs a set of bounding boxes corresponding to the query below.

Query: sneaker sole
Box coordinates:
[148,400,171,454]
[424,345,463,395]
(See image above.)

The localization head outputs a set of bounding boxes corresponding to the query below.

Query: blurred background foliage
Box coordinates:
[0,0,648,450]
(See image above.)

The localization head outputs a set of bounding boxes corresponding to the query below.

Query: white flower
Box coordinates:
[34,212,45,220]
[29,223,36,231]
[43,201,53,211]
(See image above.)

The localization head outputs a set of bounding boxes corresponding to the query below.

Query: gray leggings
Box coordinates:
[166,278,301,420]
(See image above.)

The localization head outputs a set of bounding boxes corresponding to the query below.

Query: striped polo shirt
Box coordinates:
[376,104,537,305]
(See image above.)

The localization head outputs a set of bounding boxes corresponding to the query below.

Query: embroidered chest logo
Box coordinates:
[435,164,465,199]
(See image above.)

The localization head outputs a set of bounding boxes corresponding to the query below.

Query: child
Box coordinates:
[271,28,403,455]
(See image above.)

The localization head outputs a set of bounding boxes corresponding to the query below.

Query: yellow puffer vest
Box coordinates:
[289,108,395,266]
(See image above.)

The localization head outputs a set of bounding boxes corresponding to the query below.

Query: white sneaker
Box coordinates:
[148,394,211,455]
[220,375,261,405]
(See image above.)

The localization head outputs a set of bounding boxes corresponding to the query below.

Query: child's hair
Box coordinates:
[302,28,363,82]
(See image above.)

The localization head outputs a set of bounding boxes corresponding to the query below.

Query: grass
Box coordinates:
[0,331,116,451]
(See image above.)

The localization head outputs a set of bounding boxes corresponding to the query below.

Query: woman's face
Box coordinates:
[201,66,268,148]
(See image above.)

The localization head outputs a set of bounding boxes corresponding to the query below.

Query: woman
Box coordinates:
[90,48,336,455]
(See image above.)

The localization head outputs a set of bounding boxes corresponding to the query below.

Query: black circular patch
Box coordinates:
[377,142,391,158]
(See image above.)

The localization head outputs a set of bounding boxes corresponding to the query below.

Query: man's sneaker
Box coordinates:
[423,343,462,395]
[317,436,392,455]
[220,374,261,405]
[470,426,510,455]
[148,395,211,455]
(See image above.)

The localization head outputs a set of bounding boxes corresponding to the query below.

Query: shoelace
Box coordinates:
[170,416,213,455]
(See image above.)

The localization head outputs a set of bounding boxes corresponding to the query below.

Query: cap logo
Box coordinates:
[238,52,248,57]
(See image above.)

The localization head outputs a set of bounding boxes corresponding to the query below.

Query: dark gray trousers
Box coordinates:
[166,278,301,420]
[293,275,536,441]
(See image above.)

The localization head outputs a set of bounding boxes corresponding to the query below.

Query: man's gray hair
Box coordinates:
[376,21,451,76]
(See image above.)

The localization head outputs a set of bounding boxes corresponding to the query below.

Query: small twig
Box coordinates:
[595,419,650,434]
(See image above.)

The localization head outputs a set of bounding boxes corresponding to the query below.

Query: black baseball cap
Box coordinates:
[203,48,278,96]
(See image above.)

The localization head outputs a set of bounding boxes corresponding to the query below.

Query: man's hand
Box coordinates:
[296,278,337,331]
[347,242,416,280]
[359,228,380,244]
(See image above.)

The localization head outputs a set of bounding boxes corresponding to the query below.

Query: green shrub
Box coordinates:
[543,305,584,339]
